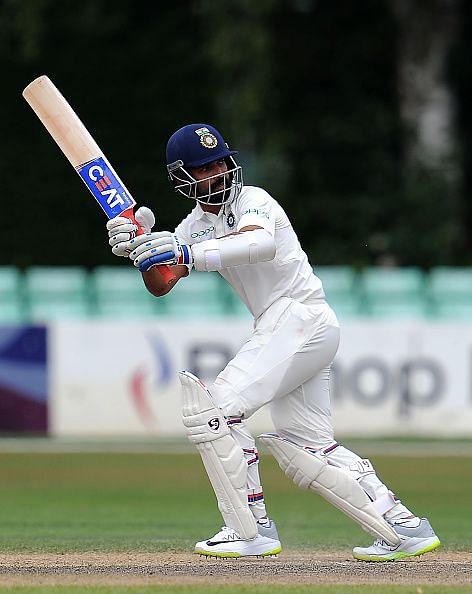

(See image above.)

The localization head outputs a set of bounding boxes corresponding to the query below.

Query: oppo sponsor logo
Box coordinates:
[191,226,215,238]
[242,208,269,219]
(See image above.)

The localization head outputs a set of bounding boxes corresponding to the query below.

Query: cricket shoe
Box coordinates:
[195,520,282,558]
[352,517,440,562]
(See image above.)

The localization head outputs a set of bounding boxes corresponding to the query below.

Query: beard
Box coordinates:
[207,187,232,204]
[198,173,232,204]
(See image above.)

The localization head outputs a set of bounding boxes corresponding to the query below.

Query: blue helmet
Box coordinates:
[166,124,243,206]
[166,123,237,168]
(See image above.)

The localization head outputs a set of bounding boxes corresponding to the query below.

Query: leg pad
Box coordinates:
[259,433,401,546]
[180,371,257,540]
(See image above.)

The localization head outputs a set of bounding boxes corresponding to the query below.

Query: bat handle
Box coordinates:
[122,207,177,287]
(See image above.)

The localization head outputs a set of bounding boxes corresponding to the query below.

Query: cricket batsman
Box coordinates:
[106,123,440,561]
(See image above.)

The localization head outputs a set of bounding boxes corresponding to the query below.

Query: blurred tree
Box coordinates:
[0,1,214,266]
[270,1,402,267]
[390,0,463,267]
[449,0,472,261]
[393,0,460,170]
[195,0,286,187]
[196,0,402,266]
[0,0,469,268]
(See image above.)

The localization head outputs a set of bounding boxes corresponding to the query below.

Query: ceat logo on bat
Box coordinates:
[77,156,135,218]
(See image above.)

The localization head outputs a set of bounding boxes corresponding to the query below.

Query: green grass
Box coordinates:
[0,452,470,552]
[0,451,470,593]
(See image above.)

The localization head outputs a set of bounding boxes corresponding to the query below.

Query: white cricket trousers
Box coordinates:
[209,296,339,519]
[210,296,406,521]
[211,295,340,445]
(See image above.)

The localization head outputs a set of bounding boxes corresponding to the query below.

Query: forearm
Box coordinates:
[106,208,189,295]
[143,264,189,296]
[128,224,275,275]
[192,228,276,272]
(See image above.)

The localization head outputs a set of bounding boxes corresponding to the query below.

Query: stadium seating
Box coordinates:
[0,266,24,322]
[1,265,471,322]
[24,266,90,321]
[159,271,228,317]
[427,267,472,319]
[314,266,361,318]
[359,267,427,318]
[223,288,252,318]
[90,266,162,318]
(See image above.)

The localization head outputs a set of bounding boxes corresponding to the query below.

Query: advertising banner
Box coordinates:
[50,319,472,437]
[0,326,48,432]
[49,319,254,436]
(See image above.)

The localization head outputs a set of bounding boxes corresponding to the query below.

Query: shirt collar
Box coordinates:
[195,201,223,222]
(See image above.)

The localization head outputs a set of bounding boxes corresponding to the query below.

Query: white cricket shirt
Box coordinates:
[174,186,324,319]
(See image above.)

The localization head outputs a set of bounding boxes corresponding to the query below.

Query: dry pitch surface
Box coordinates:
[0,551,470,587]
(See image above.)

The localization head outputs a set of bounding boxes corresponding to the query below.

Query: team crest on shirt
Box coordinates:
[195,127,218,149]
[226,211,235,228]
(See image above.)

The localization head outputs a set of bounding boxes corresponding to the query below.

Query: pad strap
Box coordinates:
[372,491,398,516]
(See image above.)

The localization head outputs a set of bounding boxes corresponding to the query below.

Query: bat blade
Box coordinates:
[22,75,102,168]
[22,75,175,285]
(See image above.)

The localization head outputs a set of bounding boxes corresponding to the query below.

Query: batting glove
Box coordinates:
[129,231,193,272]
[107,206,156,257]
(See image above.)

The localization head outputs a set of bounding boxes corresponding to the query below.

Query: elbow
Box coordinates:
[266,235,277,261]
[146,285,170,298]
[142,264,187,296]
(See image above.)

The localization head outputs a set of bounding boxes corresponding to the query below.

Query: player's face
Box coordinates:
[190,159,229,201]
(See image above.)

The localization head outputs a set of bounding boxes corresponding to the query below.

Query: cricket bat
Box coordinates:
[22,75,176,286]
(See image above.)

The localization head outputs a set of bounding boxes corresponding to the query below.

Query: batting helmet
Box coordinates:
[166,123,243,206]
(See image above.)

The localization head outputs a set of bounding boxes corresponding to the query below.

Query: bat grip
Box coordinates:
[122,207,177,287]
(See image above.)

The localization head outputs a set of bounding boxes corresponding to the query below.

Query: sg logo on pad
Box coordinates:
[208,418,221,432]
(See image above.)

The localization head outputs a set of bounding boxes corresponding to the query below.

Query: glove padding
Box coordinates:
[129,231,193,272]
[106,206,156,257]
